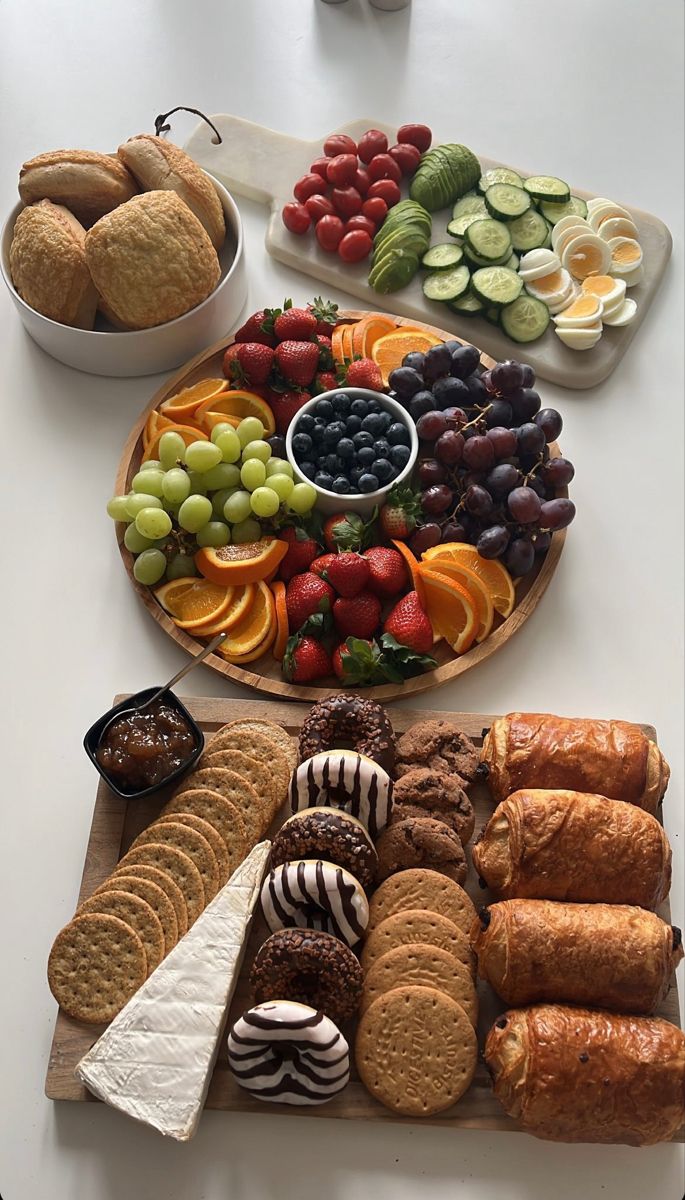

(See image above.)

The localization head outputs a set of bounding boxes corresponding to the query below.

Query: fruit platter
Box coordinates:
[112,300,572,701]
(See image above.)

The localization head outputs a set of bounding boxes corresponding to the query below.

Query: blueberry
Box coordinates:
[402,351,426,373]
[316,454,328,468]
[366,399,381,414]
[432,376,470,409]
[292,432,313,457]
[345,414,362,435]
[423,344,453,383]
[311,423,326,444]
[326,420,346,441]
[376,411,392,433]
[324,453,340,473]
[361,412,383,436]
[315,399,334,420]
[349,466,363,489]
[373,458,393,483]
[387,421,409,446]
[358,472,380,493]
[337,438,355,460]
[297,414,315,434]
[314,472,334,490]
[333,393,351,414]
[388,367,424,399]
[450,345,481,379]
[409,391,435,421]
[357,446,376,468]
[298,460,316,480]
[350,398,369,418]
[353,430,374,450]
[390,444,411,469]
[332,476,351,494]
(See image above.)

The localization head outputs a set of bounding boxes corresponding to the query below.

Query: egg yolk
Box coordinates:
[531,270,564,294]
[563,296,601,318]
[612,241,641,264]
[568,244,605,278]
[583,275,616,296]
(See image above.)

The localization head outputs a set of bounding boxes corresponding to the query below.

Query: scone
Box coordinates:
[19,150,137,226]
[9,200,98,329]
[85,191,221,330]
[118,135,225,250]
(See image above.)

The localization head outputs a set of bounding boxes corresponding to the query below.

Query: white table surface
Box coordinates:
[1,0,683,1196]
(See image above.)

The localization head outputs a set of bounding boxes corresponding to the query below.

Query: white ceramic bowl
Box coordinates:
[285,387,418,517]
[0,173,247,377]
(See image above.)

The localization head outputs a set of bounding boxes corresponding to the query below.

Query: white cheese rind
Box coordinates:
[75,840,271,1140]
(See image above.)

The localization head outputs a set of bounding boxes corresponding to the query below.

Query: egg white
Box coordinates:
[561,233,612,279]
[555,323,603,350]
[518,248,561,281]
[602,297,638,327]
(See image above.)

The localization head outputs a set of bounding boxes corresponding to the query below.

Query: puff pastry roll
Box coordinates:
[485,1004,685,1145]
[481,713,669,813]
[472,900,682,1013]
[472,789,671,908]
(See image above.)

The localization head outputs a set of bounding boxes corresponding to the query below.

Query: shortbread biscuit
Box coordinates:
[361,908,475,976]
[367,869,476,937]
[131,821,219,902]
[361,943,478,1025]
[19,149,137,224]
[9,200,98,328]
[48,913,146,1023]
[118,135,225,249]
[79,889,165,975]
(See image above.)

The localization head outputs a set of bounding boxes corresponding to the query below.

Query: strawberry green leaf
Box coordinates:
[380,633,437,678]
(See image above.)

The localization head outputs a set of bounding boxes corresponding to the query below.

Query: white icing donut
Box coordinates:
[228,1001,350,1105]
[261,858,369,946]
[289,751,393,837]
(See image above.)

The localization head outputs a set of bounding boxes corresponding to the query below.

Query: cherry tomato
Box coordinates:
[367,179,401,206]
[316,214,345,252]
[345,215,376,238]
[310,157,331,179]
[357,129,388,164]
[388,142,421,175]
[367,153,402,184]
[305,194,336,221]
[338,230,373,263]
[397,123,432,152]
[331,186,362,218]
[293,173,327,203]
[353,167,371,196]
[326,154,359,187]
[282,203,311,235]
[323,133,357,157]
[362,196,388,223]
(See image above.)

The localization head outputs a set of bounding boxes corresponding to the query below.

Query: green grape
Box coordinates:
[232,517,262,544]
[132,468,165,497]
[250,486,280,518]
[140,459,162,471]
[215,429,242,463]
[240,458,266,491]
[159,431,186,470]
[126,492,162,519]
[202,462,241,491]
[162,467,191,505]
[133,549,167,585]
[178,494,213,533]
[211,487,236,517]
[187,470,208,496]
[237,416,264,447]
[241,439,271,464]
[265,458,293,479]
[288,482,317,515]
[197,521,231,548]
[184,440,222,473]
[166,553,198,581]
[268,473,294,502]
[107,495,131,521]
[135,507,172,540]
[223,490,252,524]
[210,422,235,444]
[124,524,154,553]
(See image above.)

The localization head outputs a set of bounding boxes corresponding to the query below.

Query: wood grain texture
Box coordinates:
[45,695,683,1142]
[114,309,566,703]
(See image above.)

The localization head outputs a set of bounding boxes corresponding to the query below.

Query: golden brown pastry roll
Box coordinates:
[9,200,98,328]
[118,135,225,250]
[472,899,682,1013]
[18,150,137,225]
[482,713,669,813]
[484,1004,685,1145]
[472,789,671,908]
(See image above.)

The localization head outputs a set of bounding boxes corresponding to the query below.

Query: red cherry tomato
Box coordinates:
[397,123,432,152]
[367,153,402,184]
[388,142,422,175]
[367,179,401,207]
[305,194,336,221]
[326,154,359,187]
[323,133,357,157]
[331,186,362,218]
[310,157,331,179]
[353,167,371,196]
[316,214,345,252]
[357,129,388,164]
[345,215,376,238]
[282,203,311,235]
[362,196,388,223]
[293,173,327,203]
[338,230,373,263]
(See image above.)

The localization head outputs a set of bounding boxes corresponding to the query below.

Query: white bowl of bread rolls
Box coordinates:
[0,135,247,377]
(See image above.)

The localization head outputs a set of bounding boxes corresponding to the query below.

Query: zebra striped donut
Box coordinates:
[227,1001,350,1105]
[261,859,369,946]
[289,751,393,838]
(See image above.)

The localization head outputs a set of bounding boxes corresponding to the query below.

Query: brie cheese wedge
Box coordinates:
[75,840,270,1140]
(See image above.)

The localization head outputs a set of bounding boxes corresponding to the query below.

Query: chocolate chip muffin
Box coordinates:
[395,721,480,786]
[375,817,468,885]
[391,769,475,845]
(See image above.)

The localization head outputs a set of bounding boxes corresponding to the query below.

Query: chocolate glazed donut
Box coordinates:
[298,694,396,775]
[250,928,363,1024]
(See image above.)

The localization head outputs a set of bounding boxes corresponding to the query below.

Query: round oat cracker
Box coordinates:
[199,750,277,831]
[206,727,290,816]
[79,889,165,975]
[109,862,188,937]
[361,908,475,976]
[154,812,229,885]
[361,943,478,1025]
[48,913,146,1023]
[131,821,219,902]
[368,869,477,937]
[92,873,178,955]
[120,842,205,925]
[174,766,265,844]
[355,984,477,1115]
[161,788,246,875]
[222,717,297,774]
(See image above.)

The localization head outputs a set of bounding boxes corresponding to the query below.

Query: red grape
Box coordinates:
[310,157,331,178]
[511,388,541,422]
[541,457,575,488]
[487,426,518,458]
[520,364,536,388]
[540,498,576,530]
[505,538,535,575]
[315,215,345,252]
[517,423,546,456]
[367,154,402,184]
[465,484,493,517]
[326,154,359,187]
[323,134,357,157]
[338,230,373,263]
[485,400,513,428]
[462,435,495,471]
[418,459,447,486]
[282,202,311,235]
[331,187,362,218]
[507,486,542,523]
[477,526,510,558]
[362,196,388,224]
[397,123,432,152]
[421,485,453,515]
[434,430,465,465]
[534,407,563,442]
[442,407,468,429]
[409,523,442,554]
[491,359,525,393]
[305,194,335,221]
[486,463,521,496]
[388,143,421,175]
[416,411,448,440]
[533,530,552,553]
[367,179,401,206]
[293,174,327,203]
[358,129,388,163]
[441,521,468,543]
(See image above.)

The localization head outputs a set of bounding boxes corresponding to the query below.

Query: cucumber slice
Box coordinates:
[524,175,571,204]
[500,295,551,343]
[465,219,512,262]
[452,193,488,220]
[484,184,531,221]
[422,264,471,302]
[464,244,512,269]
[484,306,502,326]
[478,167,524,193]
[421,243,464,270]
[471,267,523,307]
[504,251,520,271]
[447,291,485,317]
[508,209,550,252]
[540,195,589,224]
[447,213,485,240]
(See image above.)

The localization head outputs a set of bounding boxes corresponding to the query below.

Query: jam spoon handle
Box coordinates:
[143,632,227,709]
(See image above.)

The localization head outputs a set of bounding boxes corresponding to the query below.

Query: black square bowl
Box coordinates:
[84,687,205,801]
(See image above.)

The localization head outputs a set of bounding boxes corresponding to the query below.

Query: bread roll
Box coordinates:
[472,789,671,908]
[85,191,221,330]
[481,713,669,813]
[18,150,137,226]
[485,1004,685,1145]
[118,135,225,249]
[9,200,98,329]
[472,899,682,1013]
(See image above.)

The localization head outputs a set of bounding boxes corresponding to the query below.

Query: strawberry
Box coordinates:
[364,546,408,600]
[325,552,370,598]
[313,334,334,370]
[274,341,320,388]
[224,342,274,386]
[312,370,337,396]
[278,527,319,582]
[333,637,385,684]
[310,552,337,578]
[222,343,241,379]
[307,296,340,337]
[341,357,384,391]
[274,306,318,342]
[283,634,332,683]
[379,485,423,541]
[333,591,381,640]
[233,308,278,347]
[286,573,334,632]
[268,389,311,436]
[323,511,366,552]
[383,591,433,654]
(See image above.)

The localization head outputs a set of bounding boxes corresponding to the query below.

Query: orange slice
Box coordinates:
[155,578,232,630]
[391,539,425,605]
[371,329,443,386]
[199,410,242,433]
[418,568,479,654]
[220,621,277,665]
[142,423,208,463]
[272,581,289,660]
[195,538,288,586]
[196,389,275,436]
[418,560,493,643]
[215,581,275,657]
[423,543,515,619]
[352,315,397,357]
[160,378,229,421]
[331,323,349,365]
[143,409,175,451]
[190,583,255,635]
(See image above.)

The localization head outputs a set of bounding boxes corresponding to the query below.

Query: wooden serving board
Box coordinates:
[183,115,672,390]
[45,696,683,1142]
[115,310,566,703]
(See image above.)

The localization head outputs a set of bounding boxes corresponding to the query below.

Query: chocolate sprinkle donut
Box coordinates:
[298,693,396,775]
[250,928,363,1025]
[271,808,378,890]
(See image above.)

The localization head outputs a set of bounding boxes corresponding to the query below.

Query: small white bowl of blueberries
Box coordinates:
[285,387,418,516]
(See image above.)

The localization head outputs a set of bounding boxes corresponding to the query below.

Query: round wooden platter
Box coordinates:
[115,310,566,702]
